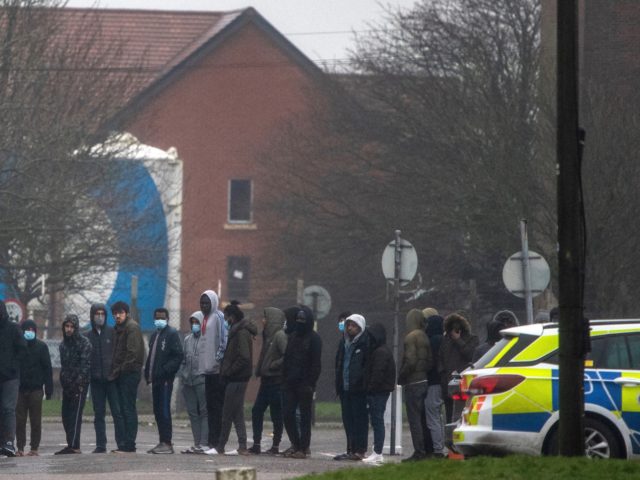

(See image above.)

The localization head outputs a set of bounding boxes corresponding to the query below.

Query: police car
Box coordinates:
[453,320,640,459]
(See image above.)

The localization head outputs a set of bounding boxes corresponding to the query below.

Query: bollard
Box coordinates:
[216,467,257,480]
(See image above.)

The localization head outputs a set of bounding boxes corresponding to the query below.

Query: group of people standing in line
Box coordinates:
[0,292,324,460]
[0,294,518,464]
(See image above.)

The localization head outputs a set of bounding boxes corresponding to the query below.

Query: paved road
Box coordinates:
[0,418,416,479]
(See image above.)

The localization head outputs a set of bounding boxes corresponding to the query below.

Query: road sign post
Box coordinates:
[381,231,418,455]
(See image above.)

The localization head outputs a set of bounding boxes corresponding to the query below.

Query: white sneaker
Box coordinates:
[204,447,218,455]
[363,452,384,464]
[224,449,238,456]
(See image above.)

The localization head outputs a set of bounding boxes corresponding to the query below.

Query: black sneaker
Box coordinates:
[333,452,351,461]
[265,446,279,455]
[1,442,16,457]
[402,452,426,463]
[92,447,107,454]
[247,445,261,455]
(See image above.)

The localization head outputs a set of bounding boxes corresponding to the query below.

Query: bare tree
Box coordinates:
[258,0,549,318]
[0,2,168,328]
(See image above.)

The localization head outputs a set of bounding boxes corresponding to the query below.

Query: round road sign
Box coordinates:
[4,298,26,323]
[381,238,418,286]
[502,250,550,298]
[302,285,332,320]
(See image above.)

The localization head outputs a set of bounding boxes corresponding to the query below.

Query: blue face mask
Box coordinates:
[338,321,345,332]
[24,330,36,341]
[191,323,201,334]
[224,320,230,330]
[154,319,167,330]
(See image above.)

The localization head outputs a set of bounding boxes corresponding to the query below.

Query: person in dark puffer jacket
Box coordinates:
[398,308,433,462]
[85,303,124,453]
[334,314,369,461]
[0,300,27,457]
[282,305,322,459]
[16,319,52,457]
[215,301,257,455]
[56,314,92,454]
[363,322,396,464]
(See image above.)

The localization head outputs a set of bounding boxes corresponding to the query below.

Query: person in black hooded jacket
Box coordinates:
[16,319,53,456]
[363,322,396,464]
[425,314,447,458]
[282,305,322,459]
[85,303,124,454]
[56,314,92,454]
[0,300,27,457]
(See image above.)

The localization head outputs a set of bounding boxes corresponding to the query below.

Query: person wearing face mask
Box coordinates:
[144,308,183,454]
[16,319,53,457]
[85,303,124,454]
[178,312,208,454]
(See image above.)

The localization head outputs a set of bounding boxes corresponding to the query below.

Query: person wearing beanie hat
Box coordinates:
[0,300,27,457]
[422,307,439,320]
[85,303,124,454]
[56,314,92,454]
[144,308,183,454]
[179,311,208,454]
[334,314,369,461]
[16,320,53,456]
[108,301,145,453]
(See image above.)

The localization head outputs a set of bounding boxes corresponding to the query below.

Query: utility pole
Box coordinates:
[557,0,586,456]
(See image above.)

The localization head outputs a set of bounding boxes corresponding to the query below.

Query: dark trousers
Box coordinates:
[90,379,125,450]
[404,382,431,456]
[152,380,174,444]
[251,382,283,447]
[367,392,390,455]
[0,378,19,445]
[115,371,140,451]
[218,381,248,451]
[283,384,314,452]
[61,388,88,449]
[340,391,369,455]
[16,390,43,451]
[204,374,225,447]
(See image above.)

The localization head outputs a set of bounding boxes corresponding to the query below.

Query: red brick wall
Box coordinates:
[127,23,318,326]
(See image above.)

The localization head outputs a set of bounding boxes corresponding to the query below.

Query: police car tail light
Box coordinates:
[467,374,525,395]
[452,392,469,401]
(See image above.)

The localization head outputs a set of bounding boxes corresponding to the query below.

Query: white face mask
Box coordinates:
[154,319,168,330]
[24,330,36,341]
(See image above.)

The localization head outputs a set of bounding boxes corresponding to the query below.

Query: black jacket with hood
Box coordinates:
[59,315,92,394]
[283,306,322,389]
[144,323,184,384]
[439,314,479,389]
[221,317,258,382]
[84,303,115,382]
[19,319,53,397]
[366,323,396,394]
[255,307,287,385]
[334,314,369,395]
[0,300,27,382]
[425,315,444,386]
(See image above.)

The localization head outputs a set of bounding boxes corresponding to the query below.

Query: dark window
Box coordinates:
[588,336,630,370]
[227,256,250,301]
[228,179,252,222]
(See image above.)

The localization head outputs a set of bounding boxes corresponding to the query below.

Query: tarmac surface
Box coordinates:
[0,417,416,479]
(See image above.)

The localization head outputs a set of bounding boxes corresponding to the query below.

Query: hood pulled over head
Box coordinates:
[295,305,315,334]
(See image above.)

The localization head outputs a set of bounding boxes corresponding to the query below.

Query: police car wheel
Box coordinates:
[544,417,622,459]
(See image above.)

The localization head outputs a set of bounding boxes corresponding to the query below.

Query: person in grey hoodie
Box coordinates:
[179,311,208,454]
[198,290,227,454]
[248,307,287,455]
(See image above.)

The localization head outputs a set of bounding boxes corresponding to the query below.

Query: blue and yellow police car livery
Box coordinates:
[453,320,640,458]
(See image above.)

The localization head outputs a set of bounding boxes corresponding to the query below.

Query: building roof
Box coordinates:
[52,7,323,122]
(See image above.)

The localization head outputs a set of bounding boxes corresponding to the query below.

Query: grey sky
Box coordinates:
[64,0,419,66]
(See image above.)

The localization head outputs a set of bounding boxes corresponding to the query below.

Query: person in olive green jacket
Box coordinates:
[248,307,287,455]
[398,308,433,462]
[108,301,145,453]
